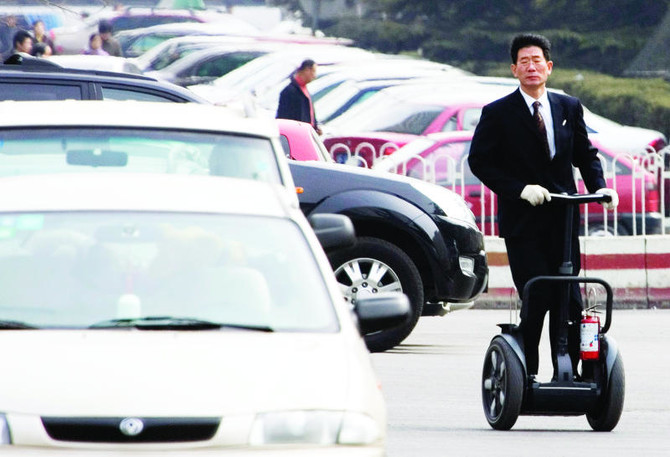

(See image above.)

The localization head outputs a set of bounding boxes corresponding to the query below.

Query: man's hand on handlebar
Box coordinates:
[520,185,551,206]
[596,188,619,210]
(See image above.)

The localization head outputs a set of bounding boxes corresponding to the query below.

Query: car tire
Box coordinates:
[328,236,424,352]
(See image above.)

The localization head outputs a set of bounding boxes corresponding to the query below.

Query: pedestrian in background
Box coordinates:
[83,33,109,56]
[31,20,56,55]
[468,33,618,381]
[276,59,321,134]
[0,14,20,60]
[3,29,33,64]
[98,20,123,57]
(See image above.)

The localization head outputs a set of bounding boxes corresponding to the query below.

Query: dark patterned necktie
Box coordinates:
[533,101,551,159]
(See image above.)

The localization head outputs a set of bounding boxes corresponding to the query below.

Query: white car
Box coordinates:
[0,173,409,454]
[0,100,295,197]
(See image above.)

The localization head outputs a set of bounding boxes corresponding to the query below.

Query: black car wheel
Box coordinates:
[329,236,423,352]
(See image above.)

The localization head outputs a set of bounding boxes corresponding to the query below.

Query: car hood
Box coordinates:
[0,330,357,417]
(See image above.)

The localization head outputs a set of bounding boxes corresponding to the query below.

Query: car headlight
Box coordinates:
[410,179,477,226]
[0,414,10,445]
[249,411,381,446]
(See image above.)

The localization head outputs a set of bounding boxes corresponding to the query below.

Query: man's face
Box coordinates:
[17,37,32,54]
[303,64,317,84]
[511,45,552,91]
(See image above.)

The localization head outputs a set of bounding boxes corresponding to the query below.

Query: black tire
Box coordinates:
[481,338,524,430]
[328,236,424,353]
[587,353,625,431]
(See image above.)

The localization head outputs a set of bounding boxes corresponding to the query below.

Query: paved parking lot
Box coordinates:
[372,308,670,457]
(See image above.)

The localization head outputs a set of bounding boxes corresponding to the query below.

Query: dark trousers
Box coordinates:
[505,234,583,376]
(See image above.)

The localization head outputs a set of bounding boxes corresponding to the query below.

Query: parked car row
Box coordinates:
[0,52,489,454]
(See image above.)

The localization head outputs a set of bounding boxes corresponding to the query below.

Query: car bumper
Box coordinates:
[428,215,488,304]
[0,446,384,456]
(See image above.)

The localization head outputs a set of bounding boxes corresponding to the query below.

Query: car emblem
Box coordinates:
[119,417,144,436]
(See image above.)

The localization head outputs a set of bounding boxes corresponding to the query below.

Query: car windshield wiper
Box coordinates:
[0,320,37,329]
[88,316,273,332]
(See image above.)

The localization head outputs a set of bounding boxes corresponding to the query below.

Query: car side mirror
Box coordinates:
[354,292,411,335]
[308,213,355,250]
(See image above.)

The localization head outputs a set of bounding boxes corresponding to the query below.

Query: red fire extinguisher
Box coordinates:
[580,313,600,360]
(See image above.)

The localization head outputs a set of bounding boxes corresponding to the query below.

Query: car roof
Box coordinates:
[0,63,209,103]
[0,173,291,217]
[0,100,272,136]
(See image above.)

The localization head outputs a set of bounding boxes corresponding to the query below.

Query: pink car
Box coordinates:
[276,118,333,162]
[323,86,500,167]
[373,131,663,236]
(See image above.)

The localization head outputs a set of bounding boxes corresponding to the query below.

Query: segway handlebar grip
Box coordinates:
[548,192,611,205]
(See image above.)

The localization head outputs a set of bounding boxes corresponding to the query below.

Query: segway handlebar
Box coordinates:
[548,192,611,205]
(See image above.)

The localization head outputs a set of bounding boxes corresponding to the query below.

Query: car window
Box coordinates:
[441,115,458,132]
[112,16,199,33]
[100,86,184,102]
[0,211,338,332]
[462,108,483,130]
[0,127,282,184]
[192,52,264,78]
[279,134,291,158]
[124,34,173,58]
[0,82,83,101]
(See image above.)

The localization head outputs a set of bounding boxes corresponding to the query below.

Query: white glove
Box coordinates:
[597,188,619,210]
[520,185,551,206]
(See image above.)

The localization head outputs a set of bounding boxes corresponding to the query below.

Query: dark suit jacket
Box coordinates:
[276,77,317,129]
[469,88,606,239]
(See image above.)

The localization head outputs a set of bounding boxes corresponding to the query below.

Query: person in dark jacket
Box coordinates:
[98,19,123,57]
[3,29,33,64]
[276,59,321,134]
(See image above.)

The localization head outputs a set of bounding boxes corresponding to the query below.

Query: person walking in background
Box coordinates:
[276,59,321,134]
[83,33,109,56]
[0,15,20,60]
[468,33,618,381]
[98,20,123,57]
[31,20,56,55]
[3,29,33,64]
[31,42,52,57]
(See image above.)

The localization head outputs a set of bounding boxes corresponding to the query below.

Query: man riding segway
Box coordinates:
[469,33,624,430]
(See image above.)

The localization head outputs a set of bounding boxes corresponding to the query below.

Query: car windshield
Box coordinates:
[0,128,281,183]
[0,211,337,331]
[328,93,442,135]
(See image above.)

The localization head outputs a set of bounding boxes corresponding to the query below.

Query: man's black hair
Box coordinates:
[510,33,551,63]
[12,29,32,49]
[297,59,315,72]
[98,19,113,34]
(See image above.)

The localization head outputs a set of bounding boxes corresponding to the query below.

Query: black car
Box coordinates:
[0,59,208,103]
[289,160,488,352]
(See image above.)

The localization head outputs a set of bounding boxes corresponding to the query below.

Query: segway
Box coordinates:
[481,193,625,431]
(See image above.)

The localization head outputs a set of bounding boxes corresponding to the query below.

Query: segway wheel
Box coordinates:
[587,353,625,431]
[481,338,524,430]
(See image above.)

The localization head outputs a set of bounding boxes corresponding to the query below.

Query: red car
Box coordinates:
[372,131,663,236]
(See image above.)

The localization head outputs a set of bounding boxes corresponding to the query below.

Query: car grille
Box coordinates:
[41,417,220,443]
